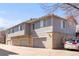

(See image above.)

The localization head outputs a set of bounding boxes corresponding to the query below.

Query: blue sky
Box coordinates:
[0,3,74,29]
[0,3,47,28]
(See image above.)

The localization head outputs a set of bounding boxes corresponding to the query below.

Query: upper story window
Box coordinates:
[7,24,25,34]
[14,26,19,32]
[44,19,51,27]
[20,24,24,31]
[63,21,65,28]
[61,20,65,29]
[40,20,43,27]
[7,30,10,34]
[47,19,52,26]
[32,19,52,30]
[11,29,14,33]
[32,21,40,30]
[35,21,40,29]
[8,26,19,34]
[7,29,14,34]
[32,23,35,30]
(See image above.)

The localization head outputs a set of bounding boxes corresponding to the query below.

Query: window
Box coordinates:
[40,20,43,27]
[32,21,40,30]
[12,29,14,33]
[35,21,40,29]
[14,26,19,32]
[32,23,35,30]
[44,19,51,27]
[20,25,24,30]
[8,25,23,34]
[8,30,10,34]
[8,29,13,34]
[63,21,65,28]
[47,19,51,26]
[61,20,65,29]
[10,29,14,33]
[32,19,51,30]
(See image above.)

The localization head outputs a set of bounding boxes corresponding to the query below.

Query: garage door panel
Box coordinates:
[19,39,28,47]
[12,38,29,47]
[7,40,11,45]
[33,37,46,48]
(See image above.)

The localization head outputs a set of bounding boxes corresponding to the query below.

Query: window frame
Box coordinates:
[61,20,66,29]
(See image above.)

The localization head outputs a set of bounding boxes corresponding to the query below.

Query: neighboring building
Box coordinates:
[66,16,77,38]
[76,25,79,38]
[6,14,77,49]
[0,30,6,44]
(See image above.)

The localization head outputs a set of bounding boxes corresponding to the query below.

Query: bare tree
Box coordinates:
[40,3,79,17]
[40,3,62,14]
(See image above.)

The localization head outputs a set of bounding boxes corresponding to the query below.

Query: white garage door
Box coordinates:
[33,38,46,48]
[12,38,29,47]
[7,40,11,45]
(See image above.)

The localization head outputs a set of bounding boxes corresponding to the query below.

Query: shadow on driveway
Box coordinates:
[0,48,18,56]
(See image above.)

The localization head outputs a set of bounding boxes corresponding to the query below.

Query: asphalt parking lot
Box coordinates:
[0,44,79,56]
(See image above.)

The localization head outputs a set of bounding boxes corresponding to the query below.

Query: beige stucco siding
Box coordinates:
[7,30,25,37]
[53,17,67,33]
[32,32,52,48]
[6,23,31,38]
[52,32,66,49]
[53,16,76,36]
[32,26,53,48]
[25,23,31,35]
[32,26,53,37]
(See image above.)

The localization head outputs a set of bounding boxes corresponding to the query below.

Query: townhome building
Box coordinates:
[6,14,77,49]
[6,22,32,47]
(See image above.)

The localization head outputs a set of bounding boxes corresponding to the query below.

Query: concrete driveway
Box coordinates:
[0,44,79,56]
